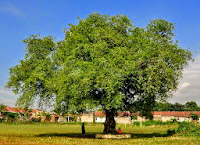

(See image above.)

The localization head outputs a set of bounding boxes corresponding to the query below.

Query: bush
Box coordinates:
[143,120,177,126]
[143,120,163,126]
[0,118,4,123]
[132,120,178,126]
[177,122,200,136]
[190,113,199,121]
[171,118,177,122]
[167,129,176,136]
[132,121,140,126]
[5,112,19,122]
[31,117,41,123]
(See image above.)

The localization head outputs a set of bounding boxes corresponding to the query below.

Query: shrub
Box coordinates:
[171,118,177,122]
[177,122,200,136]
[5,112,19,121]
[190,113,199,121]
[167,129,176,136]
[0,118,4,123]
[45,113,51,121]
[31,117,41,123]
[132,121,140,126]
[132,120,177,126]
[131,116,137,120]
[143,120,176,126]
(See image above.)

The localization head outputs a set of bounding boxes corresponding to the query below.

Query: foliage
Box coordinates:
[185,101,197,108]
[6,13,192,118]
[177,122,200,136]
[7,112,18,118]
[185,101,200,111]
[154,101,200,111]
[39,111,51,121]
[171,118,177,122]
[45,113,51,121]
[190,113,199,121]
[0,118,3,123]
[45,113,51,118]
[5,112,19,121]
[0,103,5,112]
[131,116,137,120]
[132,121,140,126]
[132,120,177,126]
[167,129,176,136]
[31,117,41,123]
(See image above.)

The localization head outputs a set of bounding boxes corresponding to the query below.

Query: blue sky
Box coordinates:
[0,0,200,107]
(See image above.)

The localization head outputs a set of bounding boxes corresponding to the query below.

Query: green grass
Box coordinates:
[0,123,199,145]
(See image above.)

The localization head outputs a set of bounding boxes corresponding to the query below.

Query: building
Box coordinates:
[1,106,200,123]
[0,106,46,121]
[81,111,135,124]
[0,106,26,121]
[0,106,78,123]
[153,111,200,122]
[80,111,200,124]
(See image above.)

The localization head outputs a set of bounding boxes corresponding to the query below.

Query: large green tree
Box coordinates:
[7,13,192,133]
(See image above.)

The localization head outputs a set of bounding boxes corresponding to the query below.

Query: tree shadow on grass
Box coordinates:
[36,131,176,139]
[36,133,97,138]
[131,132,175,138]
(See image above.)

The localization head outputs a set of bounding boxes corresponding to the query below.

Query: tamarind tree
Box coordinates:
[7,13,192,133]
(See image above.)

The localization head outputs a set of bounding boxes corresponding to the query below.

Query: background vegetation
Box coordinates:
[154,101,200,111]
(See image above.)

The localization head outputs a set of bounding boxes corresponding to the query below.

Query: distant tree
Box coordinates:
[185,101,198,111]
[154,101,200,111]
[154,102,162,111]
[6,13,192,133]
[154,102,174,111]
[172,103,185,111]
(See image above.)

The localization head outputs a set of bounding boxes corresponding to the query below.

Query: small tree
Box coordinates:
[0,103,5,112]
[7,13,192,133]
[190,113,199,121]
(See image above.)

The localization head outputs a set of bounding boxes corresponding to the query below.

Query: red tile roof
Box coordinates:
[18,108,26,114]
[2,106,40,114]
[4,106,14,112]
[31,109,37,113]
[10,107,19,113]
[94,111,105,117]
[92,111,200,118]
[153,111,200,117]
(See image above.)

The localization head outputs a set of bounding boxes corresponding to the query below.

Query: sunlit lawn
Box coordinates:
[0,123,199,145]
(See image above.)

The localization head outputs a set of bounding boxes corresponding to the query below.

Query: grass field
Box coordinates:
[0,123,199,145]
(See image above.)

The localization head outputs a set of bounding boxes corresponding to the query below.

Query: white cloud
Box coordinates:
[169,55,200,105]
[0,88,14,96]
[0,3,25,17]
[179,82,190,90]
[0,87,18,106]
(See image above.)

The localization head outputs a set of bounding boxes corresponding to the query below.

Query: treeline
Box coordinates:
[154,101,200,111]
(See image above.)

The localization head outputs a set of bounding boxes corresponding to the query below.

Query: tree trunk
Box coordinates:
[103,109,117,134]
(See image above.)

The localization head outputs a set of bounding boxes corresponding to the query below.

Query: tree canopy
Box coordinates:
[7,13,192,132]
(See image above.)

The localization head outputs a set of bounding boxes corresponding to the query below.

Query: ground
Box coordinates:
[0,123,199,145]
